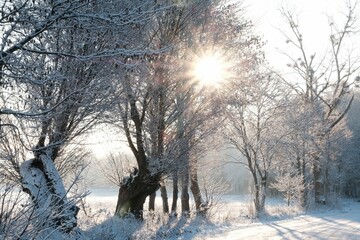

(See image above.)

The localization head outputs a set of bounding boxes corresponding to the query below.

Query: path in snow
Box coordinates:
[203,202,360,240]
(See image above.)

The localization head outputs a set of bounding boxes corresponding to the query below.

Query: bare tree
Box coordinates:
[226,72,288,214]
[272,98,320,207]
[1,0,160,232]
[278,1,359,205]
[111,0,216,219]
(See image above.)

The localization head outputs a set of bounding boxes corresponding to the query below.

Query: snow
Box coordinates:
[19,155,79,232]
[81,189,360,240]
[19,159,48,206]
[20,155,67,203]
[39,154,66,197]
[202,203,360,239]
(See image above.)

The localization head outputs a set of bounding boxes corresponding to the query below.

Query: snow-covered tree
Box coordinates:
[0,0,160,233]
[272,98,320,207]
[339,91,360,198]
[110,0,219,219]
[271,173,305,206]
[226,71,288,214]
[277,1,359,205]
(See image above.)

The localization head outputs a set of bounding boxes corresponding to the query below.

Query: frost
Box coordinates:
[40,154,66,197]
[82,190,360,240]
[20,159,48,206]
[121,167,139,187]
[20,154,79,233]
[20,155,67,205]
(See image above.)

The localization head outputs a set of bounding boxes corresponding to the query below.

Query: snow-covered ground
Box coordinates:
[81,188,360,240]
[201,201,360,239]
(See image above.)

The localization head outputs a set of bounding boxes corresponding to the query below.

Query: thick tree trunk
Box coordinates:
[253,175,266,215]
[179,130,190,216]
[254,185,261,214]
[160,180,169,214]
[20,154,79,232]
[181,171,190,215]
[190,178,203,211]
[148,192,156,212]
[171,172,178,214]
[190,158,205,215]
[115,168,160,220]
[252,172,260,214]
[254,188,266,215]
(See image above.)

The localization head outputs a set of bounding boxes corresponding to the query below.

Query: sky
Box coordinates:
[86,126,132,159]
[88,0,360,158]
[244,0,358,71]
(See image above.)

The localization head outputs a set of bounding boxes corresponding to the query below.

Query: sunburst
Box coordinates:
[193,53,227,87]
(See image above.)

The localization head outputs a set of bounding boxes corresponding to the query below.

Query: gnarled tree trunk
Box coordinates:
[20,154,79,233]
[115,168,160,219]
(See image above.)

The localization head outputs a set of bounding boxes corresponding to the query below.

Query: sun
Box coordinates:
[193,54,227,86]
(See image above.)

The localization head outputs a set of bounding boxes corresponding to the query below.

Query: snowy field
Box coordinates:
[203,201,360,240]
[79,188,360,239]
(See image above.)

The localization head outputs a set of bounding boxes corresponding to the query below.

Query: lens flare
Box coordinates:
[193,54,226,86]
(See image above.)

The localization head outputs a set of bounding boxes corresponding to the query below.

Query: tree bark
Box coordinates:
[313,157,322,204]
[297,154,308,208]
[171,171,178,214]
[302,155,307,207]
[260,178,266,209]
[181,171,190,215]
[190,157,205,215]
[301,173,307,208]
[253,174,266,215]
[115,168,160,220]
[148,192,156,212]
[20,154,79,232]
[160,180,169,214]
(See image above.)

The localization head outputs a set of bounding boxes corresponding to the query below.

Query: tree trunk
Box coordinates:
[160,180,169,214]
[260,178,266,208]
[20,154,79,232]
[300,158,307,208]
[300,174,307,208]
[148,192,156,212]
[254,184,261,215]
[253,174,266,215]
[324,160,332,204]
[296,142,308,209]
[252,172,260,215]
[313,158,322,204]
[254,189,266,215]
[190,157,205,215]
[171,172,178,214]
[115,168,160,220]
[181,170,190,215]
